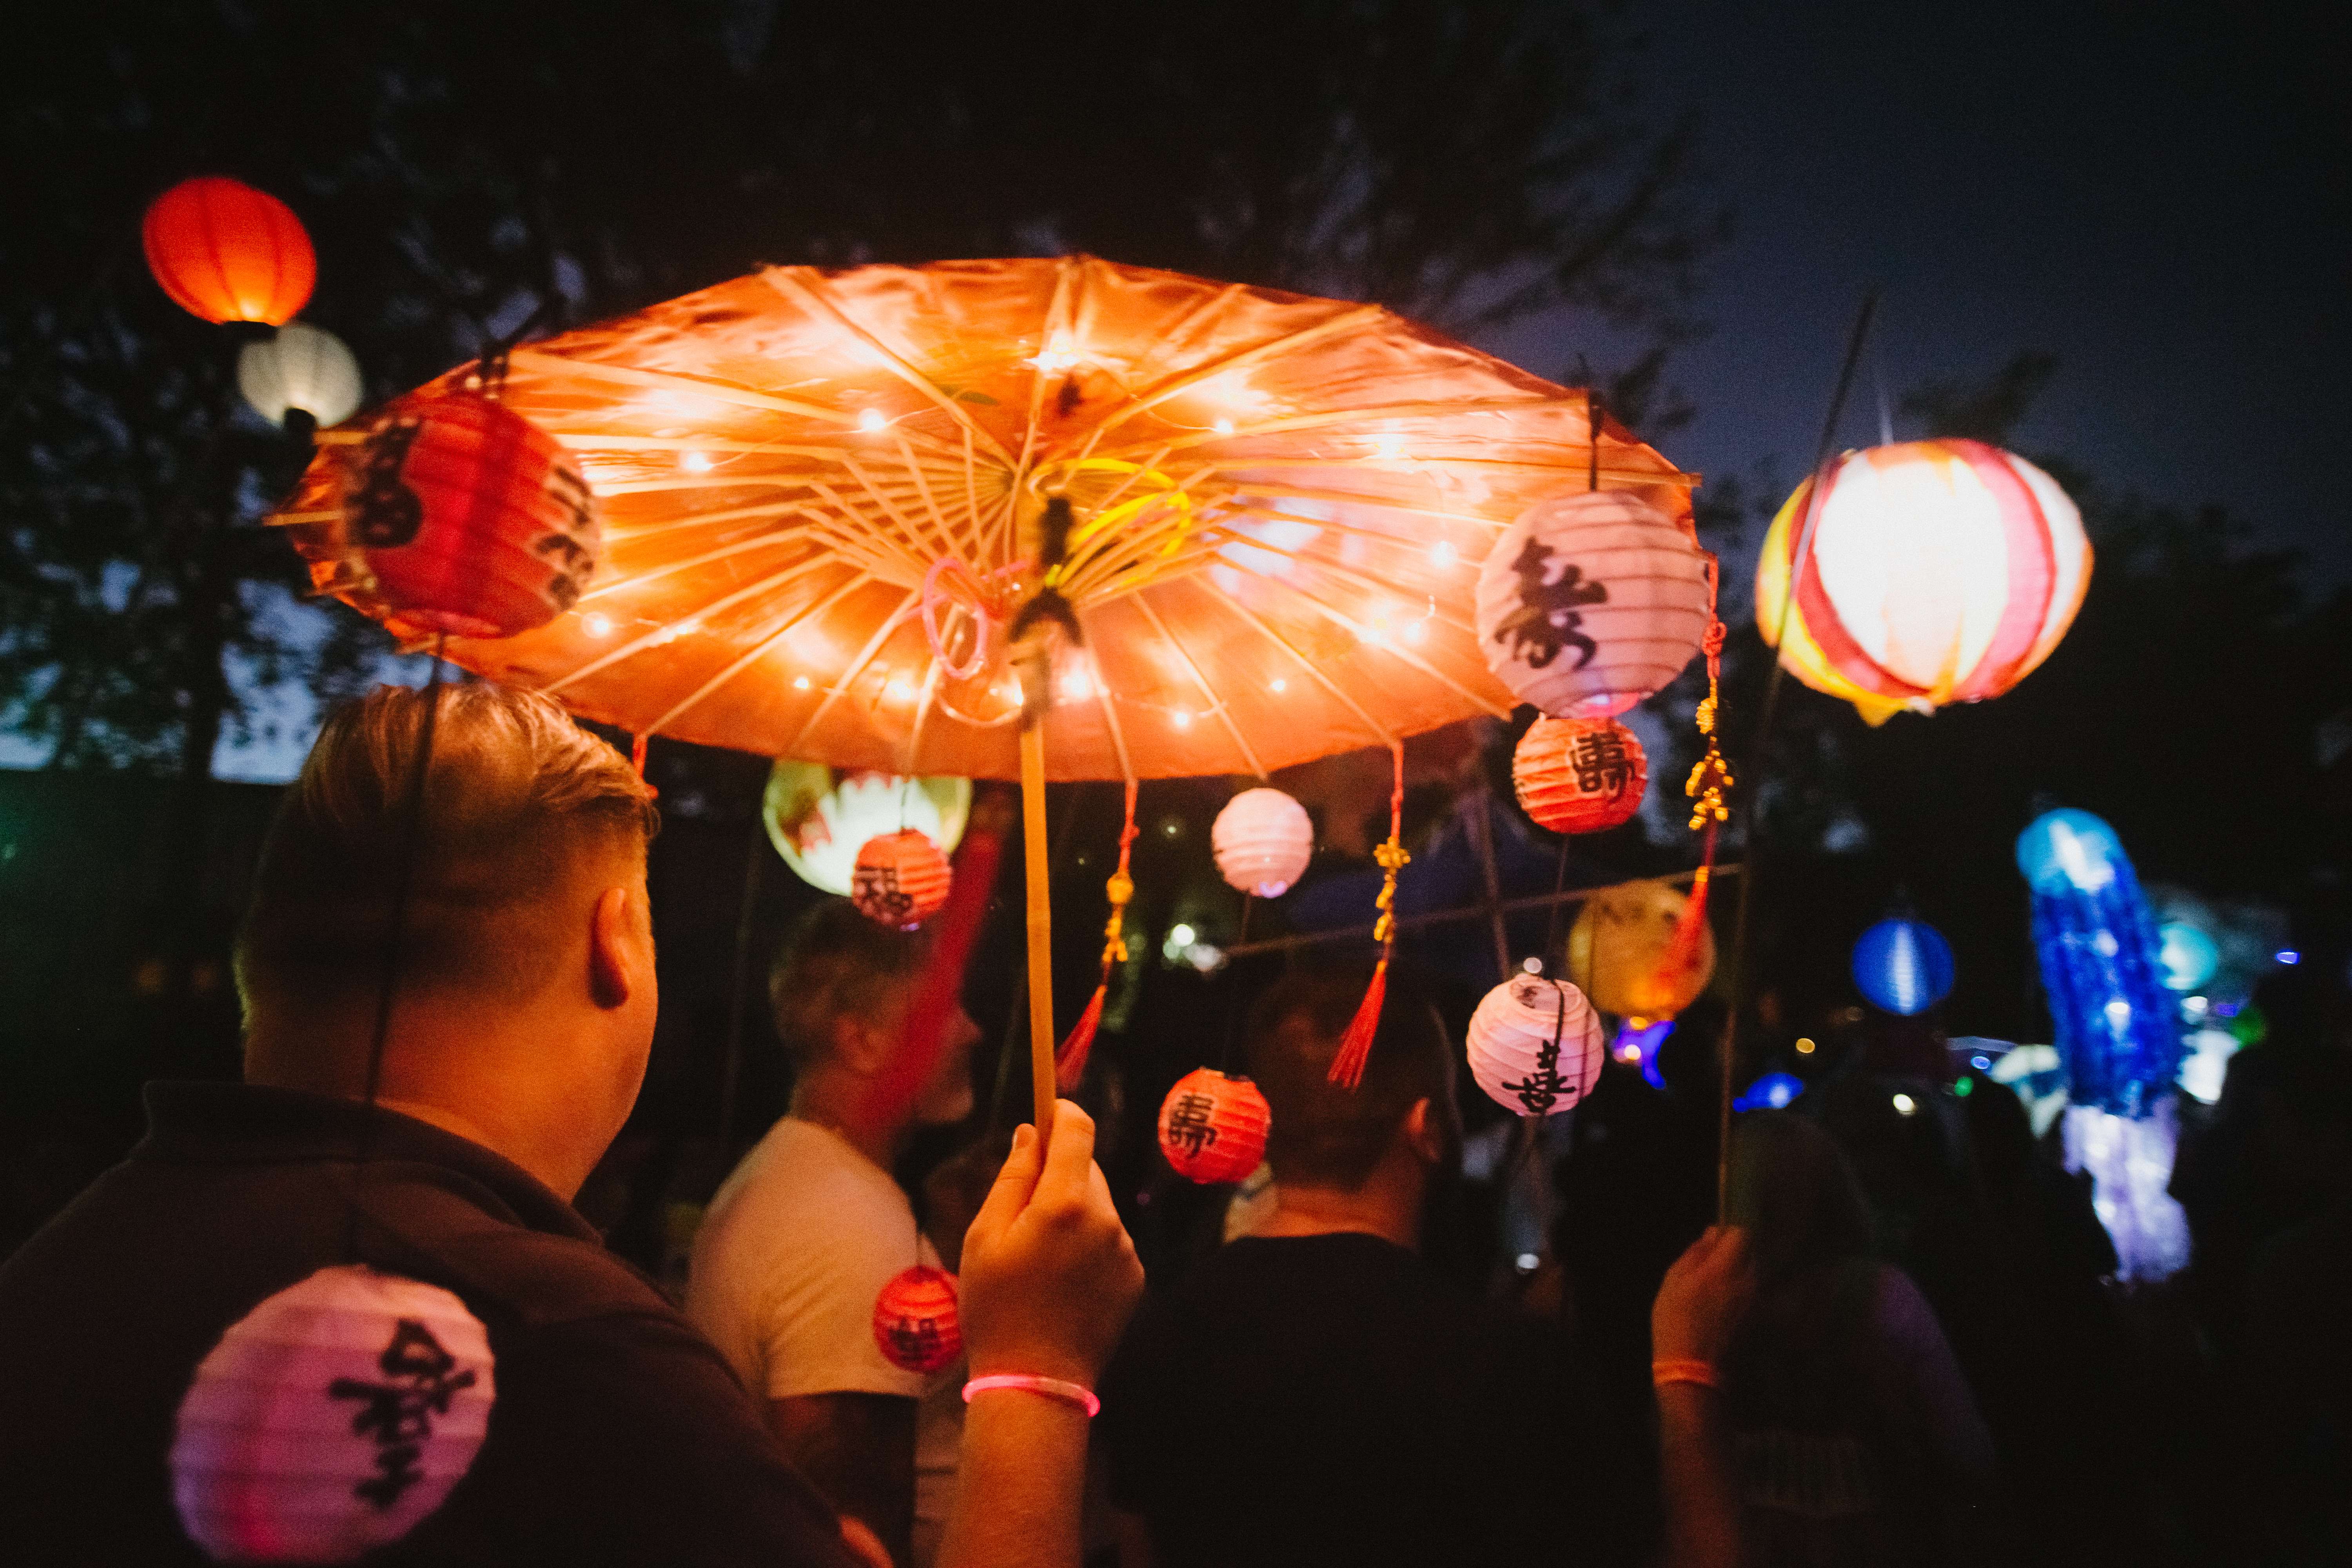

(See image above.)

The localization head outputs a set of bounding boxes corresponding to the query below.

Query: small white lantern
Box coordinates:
[171,1265,496,1564]
[238,322,364,431]
[1466,973,1604,1117]
[1212,787,1314,898]
[1475,490,1711,718]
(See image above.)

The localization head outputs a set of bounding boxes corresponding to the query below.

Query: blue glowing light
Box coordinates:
[1732,1071,1806,1113]
[1852,918,1957,1016]
[2156,922,2220,991]
[2276,949,2301,966]
[2018,808,2183,1116]
[1610,1016,1675,1090]
[2015,808,2126,895]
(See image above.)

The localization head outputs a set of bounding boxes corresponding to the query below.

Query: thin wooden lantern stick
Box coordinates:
[1711,287,1879,1221]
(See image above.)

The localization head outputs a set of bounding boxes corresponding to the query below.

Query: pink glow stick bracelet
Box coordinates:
[961,1374,1101,1417]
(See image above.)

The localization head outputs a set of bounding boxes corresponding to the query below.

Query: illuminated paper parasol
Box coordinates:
[274,256,1695,1133]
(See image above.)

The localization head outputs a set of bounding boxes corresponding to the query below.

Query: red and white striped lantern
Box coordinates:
[851,829,954,928]
[1475,490,1711,718]
[1466,975,1604,1118]
[872,1265,962,1375]
[1212,788,1314,898]
[325,393,601,639]
[170,1265,495,1564]
[1755,439,2091,724]
[1512,716,1648,833]
[1157,1068,1271,1184]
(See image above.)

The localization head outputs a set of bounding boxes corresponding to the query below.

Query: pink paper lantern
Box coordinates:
[872,1265,962,1375]
[1157,1067,1272,1183]
[1212,788,1313,897]
[851,828,953,928]
[1475,490,1711,718]
[1466,974,1605,1117]
[170,1265,495,1564]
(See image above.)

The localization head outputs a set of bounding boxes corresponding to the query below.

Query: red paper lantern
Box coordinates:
[142,176,316,327]
[1157,1068,1271,1184]
[321,393,601,639]
[851,829,954,928]
[872,1265,962,1375]
[1513,716,1648,833]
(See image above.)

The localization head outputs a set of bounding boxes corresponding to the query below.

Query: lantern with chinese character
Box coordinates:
[1157,1067,1271,1183]
[1475,490,1712,719]
[851,828,954,928]
[239,322,364,433]
[1851,918,1956,1016]
[1212,788,1314,898]
[1513,716,1648,833]
[1466,973,1604,1117]
[143,176,317,327]
[872,1265,962,1375]
[308,392,601,640]
[170,1265,495,1564]
[1755,440,2091,725]
[1566,880,1715,1020]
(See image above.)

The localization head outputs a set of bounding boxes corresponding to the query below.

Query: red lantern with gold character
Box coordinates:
[872,1265,961,1375]
[309,392,601,640]
[851,829,954,929]
[1157,1068,1271,1184]
[142,176,316,327]
[1513,716,1648,834]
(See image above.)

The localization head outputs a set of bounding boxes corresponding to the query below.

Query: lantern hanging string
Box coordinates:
[346,632,450,1259]
[1054,779,1139,1092]
[1328,742,1408,1089]
[1711,288,1879,1221]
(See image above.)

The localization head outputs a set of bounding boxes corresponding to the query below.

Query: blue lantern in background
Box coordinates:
[2016,808,2182,1116]
[1852,918,1956,1015]
[2155,921,2220,992]
[1733,1071,1806,1113]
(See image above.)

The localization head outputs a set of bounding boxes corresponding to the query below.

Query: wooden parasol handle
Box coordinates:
[1020,722,1057,1150]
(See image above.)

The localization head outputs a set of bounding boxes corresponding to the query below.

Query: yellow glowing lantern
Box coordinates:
[1566,879,1715,1020]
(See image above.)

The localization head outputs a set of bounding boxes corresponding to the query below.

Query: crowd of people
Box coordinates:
[1,681,2344,1566]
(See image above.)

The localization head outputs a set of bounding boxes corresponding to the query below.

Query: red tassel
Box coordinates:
[1327,957,1388,1089]
[1055,984,1106,1092]
[1664,822,1718,979]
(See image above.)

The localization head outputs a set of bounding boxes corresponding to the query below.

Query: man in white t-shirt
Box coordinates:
[689,899,984,1567]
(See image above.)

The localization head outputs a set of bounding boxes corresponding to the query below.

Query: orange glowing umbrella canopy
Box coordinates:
[275,256,1696,782]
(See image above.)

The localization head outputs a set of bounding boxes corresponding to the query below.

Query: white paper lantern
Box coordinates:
[1474,490,1711,718]
[1466,973,1604,1117]
[238,322,364,430]
[171,1265,496,1564]
[763,762,971,896]
[1212,787,1314,898]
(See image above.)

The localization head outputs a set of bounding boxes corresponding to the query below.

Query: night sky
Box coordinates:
[1503,0,2348,580]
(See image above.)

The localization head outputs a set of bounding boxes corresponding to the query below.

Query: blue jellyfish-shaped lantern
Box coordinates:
[1851,918,1956,1016]
[2015,809,2183,1114]
[2017,808,2191,1281]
